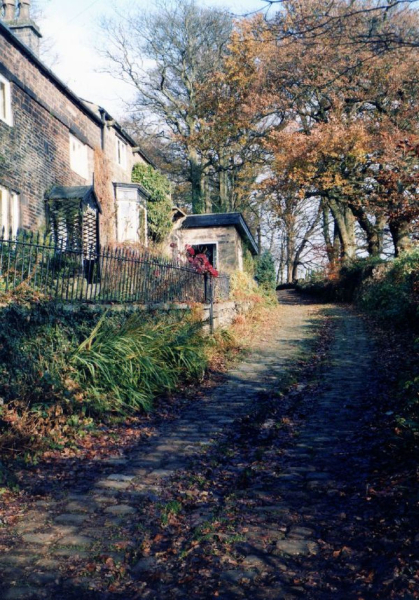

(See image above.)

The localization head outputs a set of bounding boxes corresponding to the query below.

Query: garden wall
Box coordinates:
[59,299,254,332]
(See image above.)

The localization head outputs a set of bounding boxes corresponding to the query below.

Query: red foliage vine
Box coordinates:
[186,245,219,277]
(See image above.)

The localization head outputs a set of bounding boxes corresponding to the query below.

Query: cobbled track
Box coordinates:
[0,291,384,599]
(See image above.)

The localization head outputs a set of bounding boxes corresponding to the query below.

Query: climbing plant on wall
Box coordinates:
[132,163,173,244]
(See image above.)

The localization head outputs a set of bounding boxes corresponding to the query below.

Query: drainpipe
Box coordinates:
[99,107,106,151]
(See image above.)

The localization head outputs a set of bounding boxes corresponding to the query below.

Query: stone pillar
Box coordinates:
[18,0,29,20]
[2,0,16,21]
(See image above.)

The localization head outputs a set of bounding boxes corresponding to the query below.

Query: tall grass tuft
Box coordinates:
[0,303,209,456]
[71,312,208,415]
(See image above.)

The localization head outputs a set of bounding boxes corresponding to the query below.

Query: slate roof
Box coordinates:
[46,185,102,213]
[181,212,258,255]
[113,182,151,200]
[0,20,152,163]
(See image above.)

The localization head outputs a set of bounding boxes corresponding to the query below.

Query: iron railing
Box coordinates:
[0,230,230,305]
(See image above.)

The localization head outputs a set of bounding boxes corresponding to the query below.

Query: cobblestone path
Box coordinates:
[0,291,382,599]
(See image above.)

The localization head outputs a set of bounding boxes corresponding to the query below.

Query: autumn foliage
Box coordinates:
[190,0,419,269]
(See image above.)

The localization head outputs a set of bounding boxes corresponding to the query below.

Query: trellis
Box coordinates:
[46,185,101,282]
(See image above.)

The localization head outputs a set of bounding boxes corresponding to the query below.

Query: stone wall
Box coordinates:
[60,299,253,332]
[202,300,253,330]
[173,226,243,274]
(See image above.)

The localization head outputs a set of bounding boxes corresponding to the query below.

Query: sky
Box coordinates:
[36,0,266,119]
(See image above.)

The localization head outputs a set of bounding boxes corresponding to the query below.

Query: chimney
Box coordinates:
[2,0,42,57]
[2,0,15,20]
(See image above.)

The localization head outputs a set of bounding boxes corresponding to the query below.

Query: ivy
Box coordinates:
[132,163,173,243]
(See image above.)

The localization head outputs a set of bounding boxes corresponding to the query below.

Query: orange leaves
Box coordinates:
[192,15,275,156]
[266,116,371,200]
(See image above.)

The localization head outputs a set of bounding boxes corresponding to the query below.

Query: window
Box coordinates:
[115,184,147,244]
[191,243,217,268]
[0,74,13,126]
[116,137,127,169]
[117,200,139,242]
[0,187,20,238]
[69,134,89,180]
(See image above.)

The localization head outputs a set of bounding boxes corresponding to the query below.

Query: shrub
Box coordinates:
[132,163,173,243]
[242,246,256,277]
[0,302,100,455]
[297,256,386,302]
[72,312,207,414]
[255,250,276,290]
[230,271,259,301]
[230,270,277,306]
[298,249,419,327]
[357,249,419,325]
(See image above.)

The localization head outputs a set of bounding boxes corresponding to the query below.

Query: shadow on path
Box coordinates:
[0,290,320,599]
[2,293,405,599]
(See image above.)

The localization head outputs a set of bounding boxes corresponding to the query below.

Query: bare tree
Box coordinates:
[99,0,232,213]
[31,0,60,67]
[262,0,419,50]
[260,187,323,283]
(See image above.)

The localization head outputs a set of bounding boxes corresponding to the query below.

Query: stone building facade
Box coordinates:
[0,0,150,246]
[169,213,258,274]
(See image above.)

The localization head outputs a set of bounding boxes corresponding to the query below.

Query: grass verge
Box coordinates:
[0,291,276,477]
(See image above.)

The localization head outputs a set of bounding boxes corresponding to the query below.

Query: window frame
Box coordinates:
[0,186,20,238]
[116,136,127,169]
[116,198,140,243]
[69,133,89,180]
[190,241,218,268]
[0,74,13,127]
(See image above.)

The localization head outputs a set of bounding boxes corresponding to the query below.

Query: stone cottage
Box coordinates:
[169,212,259,274]
[0,0,150,248]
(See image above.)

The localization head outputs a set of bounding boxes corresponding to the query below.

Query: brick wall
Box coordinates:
[0,26,139,231]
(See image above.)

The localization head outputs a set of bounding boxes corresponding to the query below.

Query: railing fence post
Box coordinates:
[209,275,214,334]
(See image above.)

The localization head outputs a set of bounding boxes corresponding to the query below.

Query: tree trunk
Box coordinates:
[203,176,212,213]
[291,204,321,282]
[376,215,387,256]
[278,236,285,284]
[322,202,333,261]
[333,222,341,262]
[189,148,205,213]
[322,202,340,266]
[349,205,385,257]
[329,199,356,263]
[286,232,295,283]
[389,220,413,256]
[219,167,229,212]
[257,225,262,255]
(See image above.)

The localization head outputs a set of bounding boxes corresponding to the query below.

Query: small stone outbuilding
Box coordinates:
[169,212,258,274]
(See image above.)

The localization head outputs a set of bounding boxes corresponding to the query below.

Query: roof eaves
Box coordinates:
[46,185,102,214]
[236,214,258,255]
[85,102,157,166]
[1,21,159,165]
[0,21,103,126]
[182,212,258,255]
[113,182,151,201]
